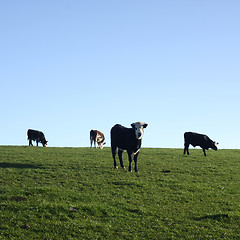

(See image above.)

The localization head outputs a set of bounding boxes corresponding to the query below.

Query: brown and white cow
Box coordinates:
[90,130,106,149]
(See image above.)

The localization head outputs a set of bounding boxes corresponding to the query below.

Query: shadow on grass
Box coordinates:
[0,162,43,169]
[194,214,231,222]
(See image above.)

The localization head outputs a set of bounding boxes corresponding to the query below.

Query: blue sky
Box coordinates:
[1,1,240,149]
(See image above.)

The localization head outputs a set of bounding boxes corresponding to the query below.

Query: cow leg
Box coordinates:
[36,141,39,146]
[127,152,133,172]
[118,150,125,169]
[90,139,93,148]
[29,139,33,146]
[94,140,97,149]
[203,149,207,156]
[184,143,189,155]
[111,147,118,169]
[134,152,139,172]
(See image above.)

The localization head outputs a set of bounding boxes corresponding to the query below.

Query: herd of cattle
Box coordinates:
[27,122,219,172]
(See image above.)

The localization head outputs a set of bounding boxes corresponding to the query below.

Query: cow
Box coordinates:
[184,132,218,156]
[27,129,48,147]
[110,122,148,172]
[90,130,106,149]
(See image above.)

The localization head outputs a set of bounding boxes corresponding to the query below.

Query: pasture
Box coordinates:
[0,146,239,239]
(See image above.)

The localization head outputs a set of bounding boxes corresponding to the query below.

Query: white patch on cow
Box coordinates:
[131,122,148,140]
[96,133,104,149]
[214,142,219,148]
[134,149,140,155]
[96,133,103,142]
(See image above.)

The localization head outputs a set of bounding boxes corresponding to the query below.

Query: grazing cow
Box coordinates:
[27,129,48,147]
[184,132,218,156]
[90,130,106,149]
[110,122,148,172]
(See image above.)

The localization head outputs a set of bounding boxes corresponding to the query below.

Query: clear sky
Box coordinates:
[1,1,240,149]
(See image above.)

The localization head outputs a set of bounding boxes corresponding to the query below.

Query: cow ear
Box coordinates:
[131,123,135,128]
[143,123,148,128]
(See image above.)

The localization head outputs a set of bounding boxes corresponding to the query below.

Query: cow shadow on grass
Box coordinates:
[0,162,44,169]
[194,214,231,223]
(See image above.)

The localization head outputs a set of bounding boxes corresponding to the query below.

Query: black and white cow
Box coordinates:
[184,132,218,156]
[110,122,148,172]
[90,130,106,149]
[27,129,48,147]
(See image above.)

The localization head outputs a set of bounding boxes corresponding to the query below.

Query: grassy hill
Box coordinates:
[0,146,239,239]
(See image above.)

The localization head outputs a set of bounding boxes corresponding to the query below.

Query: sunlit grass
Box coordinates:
[0,146,239,239]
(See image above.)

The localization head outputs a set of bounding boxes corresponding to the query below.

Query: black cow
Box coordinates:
[184,132,218,156]
[110,122,148,172]
[27,129,48,147]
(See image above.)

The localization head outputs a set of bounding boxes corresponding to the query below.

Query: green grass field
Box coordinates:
[0,146,239,239]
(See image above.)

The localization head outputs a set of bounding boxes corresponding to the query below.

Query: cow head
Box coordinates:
[98,141,106,149]
[42,140,48,147]
[131,122,148,140]
[212,141,219,151]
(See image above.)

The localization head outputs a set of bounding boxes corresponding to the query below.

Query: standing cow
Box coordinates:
[90,130,106,149]
[111,122,148,172]
[27,129,48,147]
[184,132,218,156]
